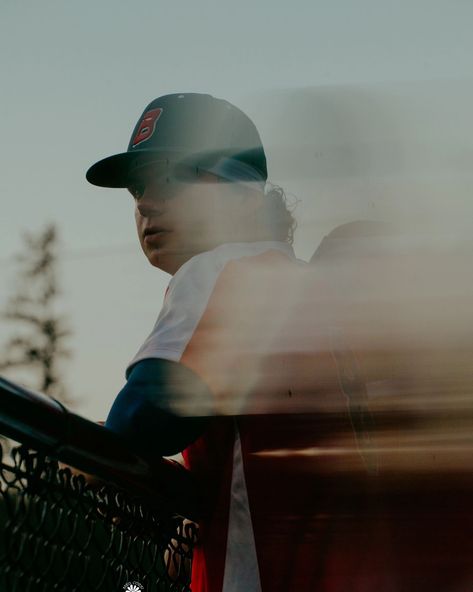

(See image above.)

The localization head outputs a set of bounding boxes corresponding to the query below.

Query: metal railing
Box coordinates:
[4,358,473,591]
[0,376,199,592]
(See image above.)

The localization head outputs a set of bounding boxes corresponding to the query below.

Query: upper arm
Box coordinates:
[105,358,214,458]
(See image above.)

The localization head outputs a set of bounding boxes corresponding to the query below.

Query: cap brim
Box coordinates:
[86,150,184,188]
[87,147,267,188]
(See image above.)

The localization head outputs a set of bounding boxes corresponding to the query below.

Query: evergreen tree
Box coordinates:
[0,223,72,405]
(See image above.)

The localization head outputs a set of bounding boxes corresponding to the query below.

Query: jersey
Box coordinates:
[127,241,368,592]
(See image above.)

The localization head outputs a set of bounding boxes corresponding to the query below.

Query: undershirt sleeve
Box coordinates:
[105,358,213,458]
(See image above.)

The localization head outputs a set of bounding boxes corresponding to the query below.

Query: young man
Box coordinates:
[86,93,361,592]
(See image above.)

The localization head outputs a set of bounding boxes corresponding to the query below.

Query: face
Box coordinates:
[129,163,262,275]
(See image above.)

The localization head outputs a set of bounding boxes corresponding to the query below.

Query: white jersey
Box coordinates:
[129,241,363,592]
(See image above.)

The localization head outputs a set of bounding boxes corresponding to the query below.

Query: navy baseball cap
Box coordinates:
[86,93,267,188]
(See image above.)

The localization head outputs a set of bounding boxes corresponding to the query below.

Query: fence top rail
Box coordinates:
[0,375,199,518]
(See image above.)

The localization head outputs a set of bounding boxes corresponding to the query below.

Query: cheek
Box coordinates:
[183,191,220,225]
[180,210,216,247]
[134,206,143,233]
[164,186,224,247]
[168,198,203,237]
[134,208,147,249]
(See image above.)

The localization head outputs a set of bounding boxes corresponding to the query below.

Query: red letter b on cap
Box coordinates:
[132,108,163,147]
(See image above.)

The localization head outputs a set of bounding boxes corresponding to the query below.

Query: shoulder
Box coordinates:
[168,241,297,299]
[127,242,299,370]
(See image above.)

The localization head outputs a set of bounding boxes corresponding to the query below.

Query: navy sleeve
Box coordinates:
[105,358,213,458]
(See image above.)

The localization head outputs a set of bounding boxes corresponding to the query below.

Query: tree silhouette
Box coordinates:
[0,223,72,405]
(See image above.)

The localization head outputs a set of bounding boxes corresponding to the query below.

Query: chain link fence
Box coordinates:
[0,442,198,592]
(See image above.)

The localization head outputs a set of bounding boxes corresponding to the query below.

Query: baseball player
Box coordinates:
[86,93,364,592]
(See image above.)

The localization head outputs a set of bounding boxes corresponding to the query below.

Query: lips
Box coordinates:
[143,226,168,237]
[143,226,170,247]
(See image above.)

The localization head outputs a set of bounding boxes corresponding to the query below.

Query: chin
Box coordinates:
[145,251,180,275]
[148,255,171,273]
[142,247,166,271]
[144,246,197,275]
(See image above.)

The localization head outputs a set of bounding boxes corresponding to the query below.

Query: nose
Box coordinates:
[135,180,169,217]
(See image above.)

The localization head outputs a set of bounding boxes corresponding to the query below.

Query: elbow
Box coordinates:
[106,392,208,458]
[105,359,213,459]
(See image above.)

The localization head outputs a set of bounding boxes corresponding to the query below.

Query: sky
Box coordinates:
[1,0,473,420]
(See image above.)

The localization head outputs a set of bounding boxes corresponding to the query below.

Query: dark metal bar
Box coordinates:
[0,375,200,519]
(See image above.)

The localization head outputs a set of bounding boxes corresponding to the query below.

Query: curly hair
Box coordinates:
[262,184,298,245]
[214,176,298,245]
